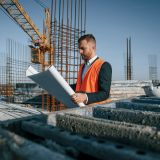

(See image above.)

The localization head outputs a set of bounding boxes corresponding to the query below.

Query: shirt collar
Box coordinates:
[86,55,97,65]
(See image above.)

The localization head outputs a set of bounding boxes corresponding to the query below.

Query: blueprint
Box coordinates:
[26,65,85,108]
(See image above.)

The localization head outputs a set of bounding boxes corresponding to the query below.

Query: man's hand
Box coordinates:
[71,93,87,104]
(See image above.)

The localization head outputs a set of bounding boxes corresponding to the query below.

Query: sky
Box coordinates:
[0,0,160,81]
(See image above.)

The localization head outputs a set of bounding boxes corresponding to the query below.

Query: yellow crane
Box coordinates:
[0,0,53,70]
[0,0,55,110]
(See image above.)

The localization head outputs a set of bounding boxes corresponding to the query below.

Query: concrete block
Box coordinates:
[21,120,160,160]
[0,128,72,160]
[56,113,160,153]
[47,106,92,126]
[131,98,160,104]
[93,106,160,128]
[135,97,160,101]
[116,101,160,112]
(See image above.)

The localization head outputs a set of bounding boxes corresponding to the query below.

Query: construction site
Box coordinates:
[0,0,160,160]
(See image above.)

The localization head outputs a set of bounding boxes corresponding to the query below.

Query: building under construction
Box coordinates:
[148,54,158,80]
[0,0,86,111]
[0,1,160,160]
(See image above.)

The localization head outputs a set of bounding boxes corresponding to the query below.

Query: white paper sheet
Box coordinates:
[26,65,85,108]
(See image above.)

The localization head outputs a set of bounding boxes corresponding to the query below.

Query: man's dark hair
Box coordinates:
[78,34,96,44]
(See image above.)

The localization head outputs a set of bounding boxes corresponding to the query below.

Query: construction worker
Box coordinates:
[71,34,112,105]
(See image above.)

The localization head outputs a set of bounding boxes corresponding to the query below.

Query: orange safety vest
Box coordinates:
[76,58,112,105]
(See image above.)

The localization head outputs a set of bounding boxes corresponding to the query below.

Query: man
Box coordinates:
[71,34,112,105]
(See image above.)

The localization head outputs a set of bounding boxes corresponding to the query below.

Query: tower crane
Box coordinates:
[0,0,53,70]
[0,0,86,111]
[0,0,55,110]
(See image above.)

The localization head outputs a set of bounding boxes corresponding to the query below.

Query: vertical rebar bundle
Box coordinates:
[43,0,86,111]
[125,37,132,80]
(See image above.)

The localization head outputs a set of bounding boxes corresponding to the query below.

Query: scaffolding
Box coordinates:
[0,39,41,106]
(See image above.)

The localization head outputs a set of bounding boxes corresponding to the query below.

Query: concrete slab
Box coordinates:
[0,101,44,127]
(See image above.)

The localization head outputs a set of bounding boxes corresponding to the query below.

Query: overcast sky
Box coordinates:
[0,0,160,80]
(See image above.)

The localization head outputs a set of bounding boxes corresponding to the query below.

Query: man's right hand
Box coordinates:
[71,93,87,104]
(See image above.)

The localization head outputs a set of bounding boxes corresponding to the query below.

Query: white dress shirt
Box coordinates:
[82,55,98,80]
